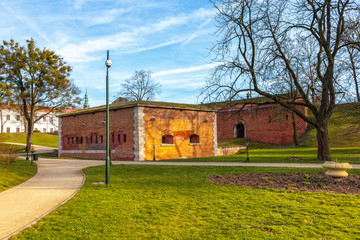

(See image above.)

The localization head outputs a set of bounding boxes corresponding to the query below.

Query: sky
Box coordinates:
[0,0,218,107]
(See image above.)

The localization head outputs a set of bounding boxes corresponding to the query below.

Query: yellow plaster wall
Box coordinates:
[143,107,215,160]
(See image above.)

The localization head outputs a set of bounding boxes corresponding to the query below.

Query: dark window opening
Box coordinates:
[101,135,103,144]
[95,136,98,144]
[112,134,114,143]
[72,137,74,144]
[124,134,126,143]
[268,116,272,123]
[118,134,121,143]
[86,136,88,144]
[90,136,93,144]
[285,114,289,120]
[162,135,173,144]
[190,134,200,144]
[67,137,70,144]
[80,137,83,144]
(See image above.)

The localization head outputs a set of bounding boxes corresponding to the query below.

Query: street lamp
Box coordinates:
[246,142,250,162]
[105,50,112,185]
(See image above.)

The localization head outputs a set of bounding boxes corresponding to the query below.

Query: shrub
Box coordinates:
[0,140,20,166]
[33,130,41,133]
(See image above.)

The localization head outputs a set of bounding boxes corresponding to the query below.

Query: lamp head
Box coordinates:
[105,59,112,68]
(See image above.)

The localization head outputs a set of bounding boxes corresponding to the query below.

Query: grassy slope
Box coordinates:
[12,165,360,239]
[0,160,37,192]
[213,102,360,163]
[0,133,58,148]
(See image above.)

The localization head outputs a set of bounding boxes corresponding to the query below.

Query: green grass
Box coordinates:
[12,165,360,239]
[0,133,58,148]
[301,103,360,148]
[165,147,360,163]
[0,160,37,192]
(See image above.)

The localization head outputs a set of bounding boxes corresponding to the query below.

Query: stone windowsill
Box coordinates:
[161,143,175,147]
[189,143,200,146]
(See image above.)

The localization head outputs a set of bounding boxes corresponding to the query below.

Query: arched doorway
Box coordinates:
[234,122,245,138]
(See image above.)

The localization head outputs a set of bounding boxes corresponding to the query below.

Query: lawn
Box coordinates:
[0,160,37,192]
[165,147,360,164]
[1,133,58,148]
[12,165,360,239]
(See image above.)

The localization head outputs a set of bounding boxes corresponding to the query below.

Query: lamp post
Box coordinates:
[246,143,250,162]
[105,50,112,185]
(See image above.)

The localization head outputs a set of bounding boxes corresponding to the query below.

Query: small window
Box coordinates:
[268,116,272,123]
[124,134,126,143]
[16,115,20,121]
[80,137,83,144]
[6,127,10,133]
[162,135,173,144]
[50,128,53,133]
[67,137,70,144]
[112,134,114,143]
[285,114,289,120]
[95,136,98,144]
[118,134,121,143]
[43,128,46,133]
[90,136,93,144]
[72,137,74,144]
[16,128,20,133]
[100,135,103,144]
[190,134,200,144]
[6,115,10,121]
[43,117,46,122]
[50,117,54,122]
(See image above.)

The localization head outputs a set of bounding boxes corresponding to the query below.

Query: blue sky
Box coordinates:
[0,0,218,107]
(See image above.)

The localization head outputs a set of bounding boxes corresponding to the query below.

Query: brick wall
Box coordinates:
[59,107,135,160]
[217,104,307,145]
[142,107,216,160]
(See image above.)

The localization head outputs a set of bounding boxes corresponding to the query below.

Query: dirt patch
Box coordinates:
[210,172,360,195]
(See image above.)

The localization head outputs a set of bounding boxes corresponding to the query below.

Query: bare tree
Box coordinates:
[203,0,360,161]
[117,70,161,101]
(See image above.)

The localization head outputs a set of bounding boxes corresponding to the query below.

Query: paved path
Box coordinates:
[0,158,103,240]
[1,158,360,239]
[4,142,57,154]
[111,161,360,169]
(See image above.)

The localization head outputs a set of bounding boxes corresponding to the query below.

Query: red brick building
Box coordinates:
[58,101,217,161]
[216,103,308,145]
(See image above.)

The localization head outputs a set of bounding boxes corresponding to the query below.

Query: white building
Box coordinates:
[0,105,60,133]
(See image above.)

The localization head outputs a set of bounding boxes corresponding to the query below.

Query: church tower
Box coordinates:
[84,89,90,109]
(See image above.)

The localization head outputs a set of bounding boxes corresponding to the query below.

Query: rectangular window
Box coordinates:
[43,128,46,133]
[90,136,93,144]
[43,117,46,122]
[50,128,53,133]
[16,128,20,133]
[6,127,10,133]
[67,137,70,144]
[124,134,126,143]
[118,134,121,143]
[50,117,54,122]
[100,135,103,144]
[16,115,20,121]
[95,136,98,144]
[80,137,83,144]
[6,115,10,121]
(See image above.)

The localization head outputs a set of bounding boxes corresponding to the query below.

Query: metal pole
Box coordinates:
[246,143,249,162]
[105,50,111,185]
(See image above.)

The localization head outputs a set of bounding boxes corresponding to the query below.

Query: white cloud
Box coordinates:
[57,7,215,62]
[153,63,218,77]
[74,0,87,9]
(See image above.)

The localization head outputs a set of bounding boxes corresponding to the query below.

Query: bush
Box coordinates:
[33,130,41,133]
[0,145,20,165]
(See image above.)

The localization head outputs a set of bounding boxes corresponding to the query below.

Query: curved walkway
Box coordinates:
[0,158,103,240]
[1,158,359,239]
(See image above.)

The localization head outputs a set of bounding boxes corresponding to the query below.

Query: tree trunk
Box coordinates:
[316,124,331,161]
[26,121,34,152]
[291,111,299,146]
